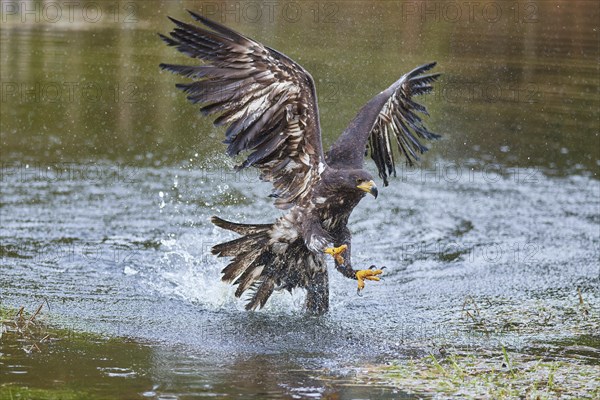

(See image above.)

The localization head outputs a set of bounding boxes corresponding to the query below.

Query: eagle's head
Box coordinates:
[324,168,378,199]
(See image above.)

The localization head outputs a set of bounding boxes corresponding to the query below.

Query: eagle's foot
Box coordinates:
[324,244,348,265]
[356,265,384,296]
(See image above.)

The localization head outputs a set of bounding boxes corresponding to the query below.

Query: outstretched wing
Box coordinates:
[326,63,440,186]
[160,12,325,209]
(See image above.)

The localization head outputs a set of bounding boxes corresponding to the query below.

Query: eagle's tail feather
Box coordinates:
[251,277,276,310]
[211,216,271,235]
[211,215,328,313]
[211,216,277,310]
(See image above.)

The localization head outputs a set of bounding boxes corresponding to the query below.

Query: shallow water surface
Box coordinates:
[1,1,599,398]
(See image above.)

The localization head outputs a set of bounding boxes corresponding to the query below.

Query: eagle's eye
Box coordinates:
[355,178,362,184]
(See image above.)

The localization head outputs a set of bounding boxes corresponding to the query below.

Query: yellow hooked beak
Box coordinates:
[357,180,378,198]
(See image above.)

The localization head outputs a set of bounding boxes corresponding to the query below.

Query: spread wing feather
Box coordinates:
[160,12,325,209]
[326,62,440,186]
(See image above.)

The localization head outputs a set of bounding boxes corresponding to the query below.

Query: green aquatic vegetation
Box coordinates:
[1,305,154,400]
[356,349,600,399]
[0,386,102,400]
[457,291,599,340]
[362,291,600,397]
[1,303,50,352]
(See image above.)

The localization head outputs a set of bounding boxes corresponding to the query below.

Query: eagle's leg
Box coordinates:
[355,266,384,295]
[305,268,329,315]
[325,244,384,294]
[324,244,347,265]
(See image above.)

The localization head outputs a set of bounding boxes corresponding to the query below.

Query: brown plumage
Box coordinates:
[160,12,440,313]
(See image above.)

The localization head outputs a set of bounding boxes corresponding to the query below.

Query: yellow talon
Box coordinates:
[324,244,348,265]
[356,268,384,293]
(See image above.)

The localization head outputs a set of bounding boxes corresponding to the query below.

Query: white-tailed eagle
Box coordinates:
[160,12,440,314]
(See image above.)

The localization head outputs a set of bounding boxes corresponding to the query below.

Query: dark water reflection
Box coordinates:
[1,1,599,399]
[1,0,598,175]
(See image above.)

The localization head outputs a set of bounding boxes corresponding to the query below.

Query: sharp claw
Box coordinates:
[355,267,384,294]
